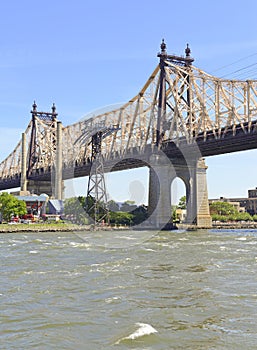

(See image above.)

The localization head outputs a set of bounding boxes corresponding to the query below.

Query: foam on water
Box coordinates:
[115,323,158,344]
[75,230,159,249]
[68,241,91,248]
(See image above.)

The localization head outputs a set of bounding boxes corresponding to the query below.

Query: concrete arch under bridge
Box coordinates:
[171,177,186,207]
[147,155,211,229]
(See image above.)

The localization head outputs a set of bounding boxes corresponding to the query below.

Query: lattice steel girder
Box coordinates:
[3,49,257,183]
[85,131,109,226]
[86,155,109,224]
[62,65,161,168]
[28,103,58,175]
[162,61,257,142]
[65,64,257,169]
[0,104,59,182]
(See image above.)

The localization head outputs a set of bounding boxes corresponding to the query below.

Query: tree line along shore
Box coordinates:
[1,192,257,232]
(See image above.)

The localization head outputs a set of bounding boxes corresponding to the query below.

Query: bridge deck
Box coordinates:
[1,121,257,191]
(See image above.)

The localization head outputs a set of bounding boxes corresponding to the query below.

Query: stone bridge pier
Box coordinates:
[147,154,212,230]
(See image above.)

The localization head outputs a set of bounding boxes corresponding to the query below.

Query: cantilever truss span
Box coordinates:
[1,58,257,183]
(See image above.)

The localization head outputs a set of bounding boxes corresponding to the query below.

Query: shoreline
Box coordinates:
[211,222,257,230]
[0,223,90,233]
[1,222,257,233]
[0,223,130,233]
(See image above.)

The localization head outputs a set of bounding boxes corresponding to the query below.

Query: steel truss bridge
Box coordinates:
[1,41,257,228]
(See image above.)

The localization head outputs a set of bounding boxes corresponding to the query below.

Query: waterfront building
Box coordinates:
[209,187,257,215]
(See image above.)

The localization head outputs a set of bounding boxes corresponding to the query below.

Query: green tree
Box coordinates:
[131,205,148,225]
[109,211,133,226]
[85,195,109,223]
[0,192,27,222]
[219,215,229,222]
[64,197,88,224]
[177,196,186,209]
[209,201,237,216]
[234,212,253,222]
[171,205,178,222]
[211,214,229,222]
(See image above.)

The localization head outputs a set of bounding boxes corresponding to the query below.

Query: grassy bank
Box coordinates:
[0,222,91,233]
[0,222,130,233]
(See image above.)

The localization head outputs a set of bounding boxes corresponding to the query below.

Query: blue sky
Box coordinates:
[1,0,257,204]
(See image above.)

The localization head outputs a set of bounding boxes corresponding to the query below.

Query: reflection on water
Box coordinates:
[1,229,257,349]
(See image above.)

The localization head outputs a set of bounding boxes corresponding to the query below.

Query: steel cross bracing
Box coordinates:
[74,123,120,226]
[0,103,59,184]
[2,42,257,183]
[85,129,110,227]
[28,102,58,176]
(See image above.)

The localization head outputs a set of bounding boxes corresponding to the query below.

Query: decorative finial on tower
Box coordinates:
[51,103,58,119]
[185,43,191,57]
[52,103,56,114]
[32,101,37,113]
[160,39,167,55]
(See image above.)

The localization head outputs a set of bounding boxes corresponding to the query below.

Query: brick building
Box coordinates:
[209,187,257,215]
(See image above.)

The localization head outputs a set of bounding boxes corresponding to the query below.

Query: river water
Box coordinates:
[1,228,257,349]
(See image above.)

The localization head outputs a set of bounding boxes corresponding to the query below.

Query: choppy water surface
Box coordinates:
[1,229,257,349]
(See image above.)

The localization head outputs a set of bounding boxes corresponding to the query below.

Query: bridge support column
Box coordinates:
[147,156,212,230]
[195,158,212,227]
[185,158,212,228]
[54,121,63,200]
[148,155,175,230]
[21,132,27,192]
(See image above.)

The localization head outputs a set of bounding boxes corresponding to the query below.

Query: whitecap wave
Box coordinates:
[115,322,158,344]
[69,242,90,248]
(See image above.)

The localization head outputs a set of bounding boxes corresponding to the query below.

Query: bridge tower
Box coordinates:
[24,102,63,198]
[148,41,211,229]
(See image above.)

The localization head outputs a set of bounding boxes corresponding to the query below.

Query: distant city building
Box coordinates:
[176,208,187,222]
[12,190,64,218]
[248,188,257,198]
[16,193,48,216]
[48,199,64,215]
[209,187,257,215]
